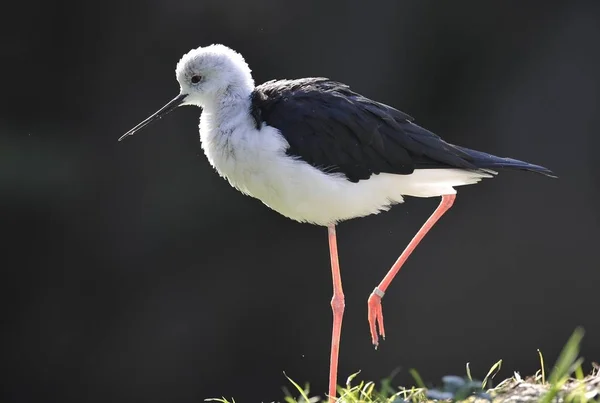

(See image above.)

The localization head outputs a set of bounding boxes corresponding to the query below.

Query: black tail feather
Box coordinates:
[455,146,557,178]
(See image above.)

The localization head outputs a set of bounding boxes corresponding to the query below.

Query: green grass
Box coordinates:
[207,328,600,402]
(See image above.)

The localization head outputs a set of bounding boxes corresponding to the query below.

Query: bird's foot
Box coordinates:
[367,288,386,348]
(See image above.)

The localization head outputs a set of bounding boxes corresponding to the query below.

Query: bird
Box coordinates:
[119,44,555,402]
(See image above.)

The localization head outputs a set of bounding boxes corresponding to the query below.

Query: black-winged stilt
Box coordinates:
[119,44,555,402]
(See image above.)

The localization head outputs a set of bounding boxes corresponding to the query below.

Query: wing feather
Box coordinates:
[250,78,554,182]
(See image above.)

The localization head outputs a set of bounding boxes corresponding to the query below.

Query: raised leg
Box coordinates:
[327,224,345,403]
[368,194,456,347]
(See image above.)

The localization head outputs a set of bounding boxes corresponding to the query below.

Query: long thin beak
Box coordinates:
[118,93,188,142]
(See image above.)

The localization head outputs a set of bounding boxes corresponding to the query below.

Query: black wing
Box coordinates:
[250,78,554,182]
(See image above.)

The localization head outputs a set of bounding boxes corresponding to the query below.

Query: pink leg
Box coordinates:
[327,224,345,403]
[368,194,456,347]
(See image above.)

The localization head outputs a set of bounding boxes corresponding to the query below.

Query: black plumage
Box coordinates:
[250,78,555,182]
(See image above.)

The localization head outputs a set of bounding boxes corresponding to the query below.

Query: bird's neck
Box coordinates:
[203,84,253,119]
[200,84,256,146]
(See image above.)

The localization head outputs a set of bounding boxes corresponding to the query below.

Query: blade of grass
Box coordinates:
[409,368,426,389]
[205,398,232,403]
[540,328,585,403]
[538,349,546,384]
[482,359,503,389]
[466,362,473,381]
[574,364,585,381]
[567,357,585,380]
[379,367,401,399]
[548,328,585,385]
[360,381,375,399]
[284,372,311,403]
[346,370,361,388]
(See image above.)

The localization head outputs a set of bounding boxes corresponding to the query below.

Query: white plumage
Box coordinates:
[199,94,492,225]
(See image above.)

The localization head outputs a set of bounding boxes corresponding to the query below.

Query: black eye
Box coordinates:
[191,75,202,84]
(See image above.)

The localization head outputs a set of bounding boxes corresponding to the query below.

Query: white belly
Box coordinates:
[199,111,491,226]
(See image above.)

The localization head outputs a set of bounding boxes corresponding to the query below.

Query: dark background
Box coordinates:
[2,1,599,402]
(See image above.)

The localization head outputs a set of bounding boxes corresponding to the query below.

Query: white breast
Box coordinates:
[198,103,491,226]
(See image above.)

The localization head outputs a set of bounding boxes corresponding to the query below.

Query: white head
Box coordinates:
[119,44,254,141]
[176,44,254,106]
